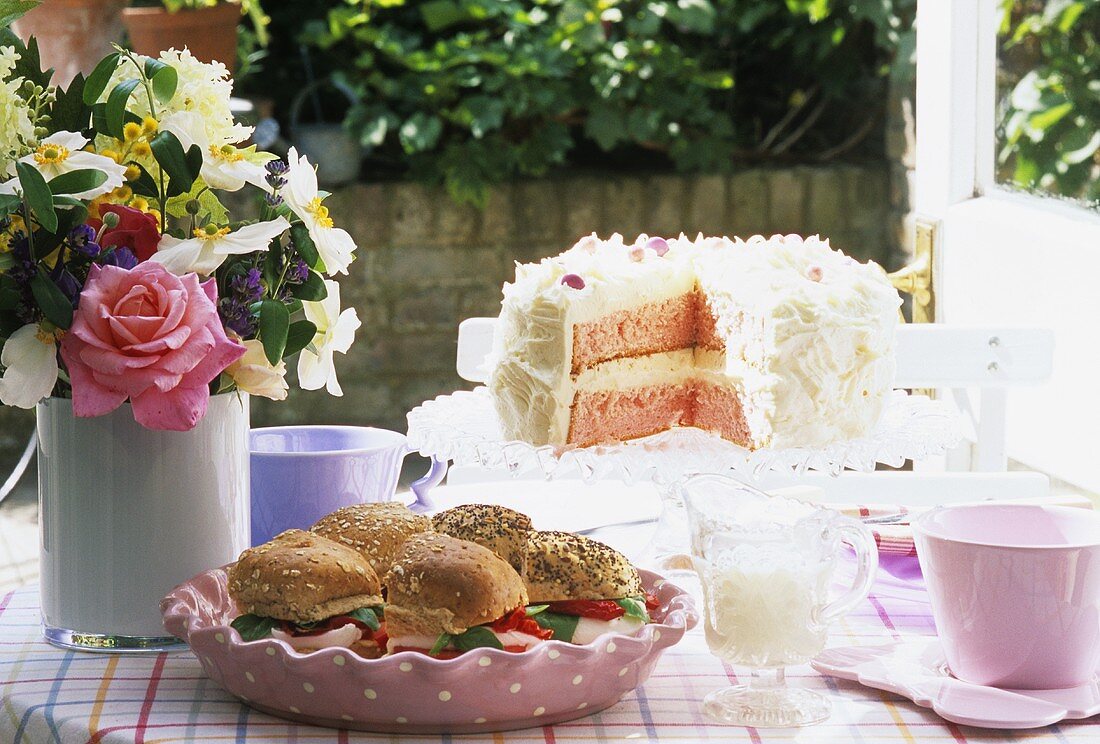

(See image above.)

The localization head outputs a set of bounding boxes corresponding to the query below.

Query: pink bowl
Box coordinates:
[161,567,698,734]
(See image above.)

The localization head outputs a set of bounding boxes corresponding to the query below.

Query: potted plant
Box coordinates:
[122,0,268,73]
[11,0,129,88]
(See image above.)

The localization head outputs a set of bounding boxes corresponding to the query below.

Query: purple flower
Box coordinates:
[218,267,265,338]
[49,264,81,304]
[287,259,310,284]
[265,159,288,192]
[68,224,100,257]
[100,247,138,269]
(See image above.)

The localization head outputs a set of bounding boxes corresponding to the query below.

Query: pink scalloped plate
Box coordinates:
[161,568,698,734]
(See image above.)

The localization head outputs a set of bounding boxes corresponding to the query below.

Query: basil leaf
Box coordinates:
[230,614,278,642]
[525,604,549,616]
[451,626,504,652]
[347,606,381,631]
[429,633,452,656]
[615,597,650,622]
[532,611,579,642]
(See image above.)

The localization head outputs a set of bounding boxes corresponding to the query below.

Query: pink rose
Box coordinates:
[60,263,246,431]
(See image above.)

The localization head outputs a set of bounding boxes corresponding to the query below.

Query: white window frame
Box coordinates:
[915,0,1100,493]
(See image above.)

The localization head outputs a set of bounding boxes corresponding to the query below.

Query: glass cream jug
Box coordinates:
[683,473,879,727]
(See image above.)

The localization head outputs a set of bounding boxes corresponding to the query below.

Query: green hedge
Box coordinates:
[244,0,914,206]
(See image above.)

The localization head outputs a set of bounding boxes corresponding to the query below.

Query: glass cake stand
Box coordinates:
[405,386,961,569]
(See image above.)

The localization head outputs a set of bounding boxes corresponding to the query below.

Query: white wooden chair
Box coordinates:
[444,318,1059,508]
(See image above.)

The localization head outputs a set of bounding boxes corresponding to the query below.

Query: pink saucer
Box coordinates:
[813,638,1100,729]
[162,568,698,734]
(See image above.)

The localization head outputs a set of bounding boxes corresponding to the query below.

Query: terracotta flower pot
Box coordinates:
[122,3,240,72]
[12,0,128,88]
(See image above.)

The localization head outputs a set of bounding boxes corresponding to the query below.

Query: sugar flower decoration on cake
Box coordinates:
[0,39,360,428]
[297,280,361,396]
[0,132,127,200]
[152,216,290,276]
[0,323,60,409]
[280,148,356,275]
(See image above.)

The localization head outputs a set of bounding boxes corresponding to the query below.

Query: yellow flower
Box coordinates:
[132,141,151,158]
[124,164,141,181]
[99,148,121,163]
[131,197,149,212]
[147,209,162,223]
[142,116,158,134]
[123,122,142,141]
[113,185,133,201]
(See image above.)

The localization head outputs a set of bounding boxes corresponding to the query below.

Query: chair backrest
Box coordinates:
[451,318,1055,481]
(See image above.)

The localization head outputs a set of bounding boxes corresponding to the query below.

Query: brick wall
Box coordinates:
[0,162,896,459]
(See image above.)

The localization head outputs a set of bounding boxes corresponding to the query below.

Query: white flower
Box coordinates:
[0,46,35,177]
[0,132,127,199]
[282,147,356,276]
[151,216,290,276]
[297,280,360,396]
[103,48,251,147]
[160,111,268,192]
[226,339,288,401]
[0,323,60,409]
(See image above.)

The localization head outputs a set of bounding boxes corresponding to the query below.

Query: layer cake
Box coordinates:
[488,233,901,450]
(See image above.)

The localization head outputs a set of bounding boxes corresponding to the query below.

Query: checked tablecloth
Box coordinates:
[2,580,1098,744]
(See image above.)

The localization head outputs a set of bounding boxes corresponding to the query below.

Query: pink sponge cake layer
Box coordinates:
[571,294,698,374]
[568,384,698,448]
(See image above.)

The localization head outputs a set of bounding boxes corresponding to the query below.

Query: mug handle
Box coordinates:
[813,516,880,627]
[407,453,448,513]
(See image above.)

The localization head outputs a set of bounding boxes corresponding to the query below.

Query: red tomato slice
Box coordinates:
[545,599,626,621]
[644,592,661,612]
[491,607,554,639]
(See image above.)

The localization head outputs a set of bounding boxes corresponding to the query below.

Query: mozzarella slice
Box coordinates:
[571,616,645,645]
[272,623,362,651]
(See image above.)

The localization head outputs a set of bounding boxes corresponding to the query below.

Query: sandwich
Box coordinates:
[524,531,658,644]
[311,502,432,576]
[431,503,532,575]
[383,532,550,657]
[227,530,388,657]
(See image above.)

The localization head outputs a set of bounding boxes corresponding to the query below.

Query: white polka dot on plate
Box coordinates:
[265,647,276,656]
[475,717,487,724]
[333,655,345,666]
[534,706,545,716]
[396,716,408,724]
[244,672,255,683]
[302,682,315,693]
[652,630,661,641]
[341,714,353,721]
[509,682,522,694]
[289,706,301,714]
[572,674,583,685]
[438,691,452,701]
[399,662,413,672]
[214,632,225,644]
[363,688,377,700]
[577,702,588,710]
[619,666,629,677]
[547,649,560,659]
[478,656,491,667]
[606,641,617,653]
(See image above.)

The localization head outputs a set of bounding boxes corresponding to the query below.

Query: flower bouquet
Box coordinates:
[0,39,359,431]
[0,26,364,650]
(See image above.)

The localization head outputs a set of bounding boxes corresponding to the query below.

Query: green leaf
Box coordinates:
[532,611,579,642]
[29,273,72,330]
[399,113,443,154]
[584,104,625,152]
[16,161,56,234]
[284,320,318,357]
[150,130,198,197]
[525,604,549,616]
[230,614,279,642]
[451,626,504,652]
[50,196,88,228]
[83,52,121,105]
[258,299,290,366]
[143,57,179,104]
[185,143,203,183]
[0,193,23,216]
[420,0,471,32]
[50,72,90,133]
[289,272,328,302]
[47,169,107,195]
[615,597,650,622]
[130,163,160,199]
[289,223,323,272]
[165,178,228,223]
[105,79,141,139]
[346,606,382,631]
[429,633,452,656]
[0,0,40,28]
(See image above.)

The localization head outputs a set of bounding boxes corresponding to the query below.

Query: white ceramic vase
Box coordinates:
[36,393,250,652]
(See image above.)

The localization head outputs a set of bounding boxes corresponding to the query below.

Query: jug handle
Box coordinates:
[407,453,448,513]
[814,517,879,627]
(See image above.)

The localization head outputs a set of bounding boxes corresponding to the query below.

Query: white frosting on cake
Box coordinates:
[488,233,900,449]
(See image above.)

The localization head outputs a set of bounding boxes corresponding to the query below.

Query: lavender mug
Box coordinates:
[249,426,447,546]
